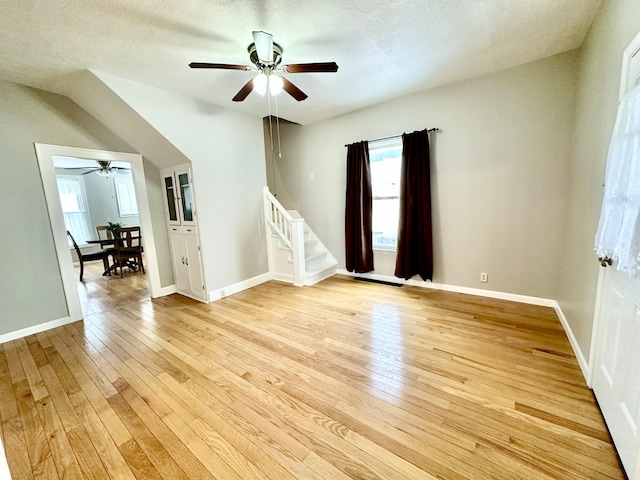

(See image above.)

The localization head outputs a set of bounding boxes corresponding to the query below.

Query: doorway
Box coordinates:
[35,144,162,322]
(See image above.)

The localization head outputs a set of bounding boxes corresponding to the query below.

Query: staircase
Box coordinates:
[263,186,337,286]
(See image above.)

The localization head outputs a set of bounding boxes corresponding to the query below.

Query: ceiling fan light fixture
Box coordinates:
[253,73,268,95]
[96,167,116,177]
[269,75,284,95]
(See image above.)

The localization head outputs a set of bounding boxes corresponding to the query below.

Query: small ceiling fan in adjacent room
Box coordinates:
[189,31,338,102]
[65,161,129,177]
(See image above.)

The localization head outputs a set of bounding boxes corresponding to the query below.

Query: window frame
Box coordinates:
[369,137,403,252]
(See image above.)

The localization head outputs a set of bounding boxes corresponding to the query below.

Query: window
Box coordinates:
[114,175,139,217]
[56,175,92,244]
[370,137,402,251]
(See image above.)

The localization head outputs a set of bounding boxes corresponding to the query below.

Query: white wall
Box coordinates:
[93,72,269,291]
[275,51,578,300]
[84,170,140,230]
[0,79,135,335]
[558,0,640,359]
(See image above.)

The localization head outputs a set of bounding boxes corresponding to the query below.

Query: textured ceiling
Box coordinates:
[0,0,601,125]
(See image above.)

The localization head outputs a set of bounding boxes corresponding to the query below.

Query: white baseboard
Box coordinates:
[0,314,80,344]
[551,302,590,382]
[271,272,294,283]
[208,272,273,302]
[336,269,590,383]
[337,269,556,306]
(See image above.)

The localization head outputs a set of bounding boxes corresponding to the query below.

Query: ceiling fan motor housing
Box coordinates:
[248,42,283,73]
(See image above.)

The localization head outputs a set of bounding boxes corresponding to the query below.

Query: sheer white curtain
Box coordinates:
[56,176,92,244]
[594,84,640,276]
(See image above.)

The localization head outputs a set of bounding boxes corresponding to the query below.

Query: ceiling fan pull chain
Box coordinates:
[267,90,276,161]
[274,93,282,159]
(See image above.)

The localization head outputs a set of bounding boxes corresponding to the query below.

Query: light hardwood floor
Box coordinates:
[0,263,625,479]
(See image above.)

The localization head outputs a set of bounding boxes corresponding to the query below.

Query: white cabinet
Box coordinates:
[183,232,205,299]
[168,225,206,301]
[163,164,207,302]
[168,227,189,292]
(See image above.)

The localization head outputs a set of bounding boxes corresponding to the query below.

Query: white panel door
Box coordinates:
[593,268,640,477]
[592,32,640,480]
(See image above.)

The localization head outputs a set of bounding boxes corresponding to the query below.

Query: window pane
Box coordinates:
[164,176,178,221]
[59,193,80,213]
[370,139,402,250]
[56,176,92,244]
[115,176,139,216]
[372,198,399,250]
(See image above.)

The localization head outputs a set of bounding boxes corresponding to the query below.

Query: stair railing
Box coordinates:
[263,186,305,285]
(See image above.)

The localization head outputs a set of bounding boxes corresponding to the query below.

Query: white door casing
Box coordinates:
[591,31,640,479]
[35,144,163,322]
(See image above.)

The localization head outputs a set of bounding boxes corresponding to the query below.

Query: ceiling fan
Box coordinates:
[65,161,129,177]
[189,31,338,102]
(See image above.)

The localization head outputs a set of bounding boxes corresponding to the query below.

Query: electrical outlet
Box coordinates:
[480,272,488,283]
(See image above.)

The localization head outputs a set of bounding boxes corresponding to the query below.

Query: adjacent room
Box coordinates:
[1,1,639,478]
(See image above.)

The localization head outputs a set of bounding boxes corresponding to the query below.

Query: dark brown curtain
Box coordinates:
[395,130,433,280]
[345,141,374,273]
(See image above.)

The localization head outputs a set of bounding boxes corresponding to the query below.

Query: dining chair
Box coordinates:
[66,230,110,281]
[110,227,145,278]
[95,225,113,240]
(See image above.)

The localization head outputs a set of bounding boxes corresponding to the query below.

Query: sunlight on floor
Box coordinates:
[369,303,405,397]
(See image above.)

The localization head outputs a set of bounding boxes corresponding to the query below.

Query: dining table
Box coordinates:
[86,238,115,248]
[86,236,142,277]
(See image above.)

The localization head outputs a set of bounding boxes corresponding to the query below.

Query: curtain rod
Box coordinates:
[345,128,440,147]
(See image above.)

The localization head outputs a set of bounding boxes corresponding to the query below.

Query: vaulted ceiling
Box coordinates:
[0,0,601,125]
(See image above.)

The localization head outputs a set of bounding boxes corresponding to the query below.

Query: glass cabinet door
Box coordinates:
[178,172,192,222]
[163,174,180,225]
[176,169,196,226]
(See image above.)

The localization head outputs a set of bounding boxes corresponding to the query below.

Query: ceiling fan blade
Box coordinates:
[81,169,99,175]
[252,31,274,63]
[282,78,307,101]
[232,79,255,102]
[189,62,252,71]
[283,62,338,73]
